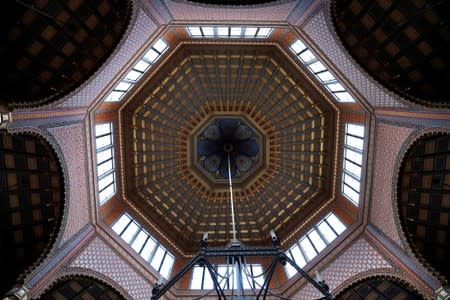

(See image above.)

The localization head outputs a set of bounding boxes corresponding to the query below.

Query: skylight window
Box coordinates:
[285,213,347,278]
[190,264,265,290]
[104,38,168,102]
[95,123,116,204]
[290,39,356,103]
[186,26,273,38]
[342,123,365,205]
[112,213,175,279]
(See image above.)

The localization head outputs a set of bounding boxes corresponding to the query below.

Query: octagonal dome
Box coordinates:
[120,43,338,253]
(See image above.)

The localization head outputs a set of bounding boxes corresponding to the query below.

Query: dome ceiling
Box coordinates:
[121,44,338,253]
[0,0,131,108]
[332,0,450,108]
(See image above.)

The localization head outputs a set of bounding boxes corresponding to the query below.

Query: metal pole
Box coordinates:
[227,153,237,242]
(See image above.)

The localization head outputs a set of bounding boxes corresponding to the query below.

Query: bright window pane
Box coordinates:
[347,124,365,138]
[97,159,113,177]
[151,246,166,270]
[344,173,360,191]
[188,26,201,36]
[327,214,346,234]
[290,40,306,54]
[97,148,112,164]
[95,124,111,137]
[153,39,167,53]
[244,27,257,37]
[318,221,337,243]
[131,231,148,253]
[144,49,159,62]
[96,135,112,149]
[346,135,364,150]
[121,222,139,243]
[343,184,360,204]
[242,267,251,289]
[125,69,142,81]
[217,265,229,289]
[316,71,336,82]
[98,172,114,191]
[105,90,124,101]
[300,238,317,261]
[290,245,306,267]
[344,159,361,178]
[257,27,271,37]
[334,91,355,102]
[326,82,345,92]
[140,237,157,261]
[202,27,214,36]
[112,214,131,235]
[217,27,229,36]
[160,254,174,279]
[203,268,214,289]
[252,265,264,288]
[191,266,203,289]
[299,50,316,63]
[230,27,242,36]
[134,60,150,72]
[345,148,363,165]
[99,180,113,201]
[115,81,132,91]
[308,61,326,73]
[308,230,326,252]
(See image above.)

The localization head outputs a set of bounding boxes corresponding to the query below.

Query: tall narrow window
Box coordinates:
[342,123,365,205]
[290,39,356,103]
[112,213,175,279]
[95,123,116,204]
[285,213,346,278]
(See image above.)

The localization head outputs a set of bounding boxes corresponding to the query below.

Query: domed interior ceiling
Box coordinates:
[0,0,131,108]
[332,0,450,107]
[398,133,450,282]
[121,44,337,253]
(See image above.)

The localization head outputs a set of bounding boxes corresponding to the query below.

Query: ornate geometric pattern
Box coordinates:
[1,0,131,108]
[332,0,450,108]
[294,237,392,299]
[59,9,157,108]
[70,237,152,300]
[303,10,406,108]
[121,44,337,253]
[165,0,295,21]
[48,123,89,244]
[370,123,414,247]
[398,133,450,282]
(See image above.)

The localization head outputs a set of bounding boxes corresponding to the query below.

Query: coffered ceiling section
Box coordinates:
[0,0,131,108]
[121,44,337,253]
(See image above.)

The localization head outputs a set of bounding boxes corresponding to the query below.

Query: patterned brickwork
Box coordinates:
[303,10,407,108]
[370,123,414,247]
[165,0,295,21]
[294,237,392,299]
[58,9,157,108]
[70,237,153,300]
[48,123,89,244]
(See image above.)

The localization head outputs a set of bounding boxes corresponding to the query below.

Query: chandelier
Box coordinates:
[151,142,332,299]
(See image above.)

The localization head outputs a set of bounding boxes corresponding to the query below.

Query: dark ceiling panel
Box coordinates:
[0,0,132,108]
[0,132,64,296]
[332,0,450,108]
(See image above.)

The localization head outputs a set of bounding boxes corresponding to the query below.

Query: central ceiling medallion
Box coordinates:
[194,116,263,184]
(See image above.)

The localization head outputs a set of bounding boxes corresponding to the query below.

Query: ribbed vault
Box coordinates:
[121,44,337,253]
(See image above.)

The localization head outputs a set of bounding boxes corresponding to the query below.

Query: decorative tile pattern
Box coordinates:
[370,123,414,247]
[70,237,153,300]
[165,0,295,21]
[295,237,392,298]
[303,10,407,108]
[48,123,89,244]
[58,9,157,108]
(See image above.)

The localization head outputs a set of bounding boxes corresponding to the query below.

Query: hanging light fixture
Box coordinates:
[151,135,332,300]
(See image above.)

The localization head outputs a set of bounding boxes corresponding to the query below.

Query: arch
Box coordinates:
[330,0,450,108]
[0,130,65,296]
[334,272,424,299]
[395,129,450,284]
[0,0,133,109]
